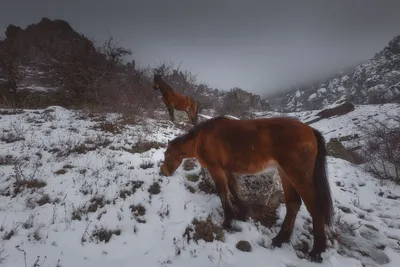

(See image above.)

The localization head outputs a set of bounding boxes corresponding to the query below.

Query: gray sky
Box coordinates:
[1,0,399,96]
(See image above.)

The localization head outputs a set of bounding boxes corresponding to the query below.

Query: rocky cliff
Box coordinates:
[268,35,400,112]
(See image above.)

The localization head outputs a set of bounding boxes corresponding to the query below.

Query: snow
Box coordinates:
[308,93,317,101]
[1,103,400,267]
[295,90,302,98]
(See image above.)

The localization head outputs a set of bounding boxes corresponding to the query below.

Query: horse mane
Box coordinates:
[170,116,228,145]
[154,75,173,92]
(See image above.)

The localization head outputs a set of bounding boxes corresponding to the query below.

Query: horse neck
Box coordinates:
[176,135,196,158]
[159,82,174,98]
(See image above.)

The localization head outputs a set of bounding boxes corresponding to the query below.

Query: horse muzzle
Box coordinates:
[159,164,169,177]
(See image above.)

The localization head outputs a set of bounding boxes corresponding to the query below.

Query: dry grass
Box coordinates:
[124,140,165,154]
[148,182,161,195]
[91,227,121,243]
[183,216,225,244]
[93,121,125,134]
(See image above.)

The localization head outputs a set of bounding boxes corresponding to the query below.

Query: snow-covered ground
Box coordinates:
[1,104,400,267]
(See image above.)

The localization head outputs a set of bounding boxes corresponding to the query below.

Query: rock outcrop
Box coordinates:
[226,87,271,110]
[268,34,400,112]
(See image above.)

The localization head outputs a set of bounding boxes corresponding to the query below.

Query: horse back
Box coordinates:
[194,117,317,174]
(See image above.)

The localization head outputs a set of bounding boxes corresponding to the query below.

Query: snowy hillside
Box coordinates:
[268,35,400,112]
[1,104,400,267]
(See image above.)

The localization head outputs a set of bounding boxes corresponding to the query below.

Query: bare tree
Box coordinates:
[357,112,400,182]
[40,35,132,106]
[152,60,198,95]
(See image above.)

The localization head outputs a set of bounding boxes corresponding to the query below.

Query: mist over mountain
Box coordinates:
[267,35,400,111]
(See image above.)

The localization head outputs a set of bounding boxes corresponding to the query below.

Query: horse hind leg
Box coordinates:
[296,187,327,262]
[226,171,249,221]
[208,166,235,229]
[281,164,328,263]
[271,169,301,247]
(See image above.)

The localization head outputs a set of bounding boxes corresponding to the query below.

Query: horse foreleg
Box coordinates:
[167,106,175,122]
[226,172,249,221]
[271,169,301,247]
[208,166,235,229]
[187,111,196,125]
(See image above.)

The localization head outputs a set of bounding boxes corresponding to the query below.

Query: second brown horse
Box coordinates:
[159,116,334,263]
[152,74,198,125]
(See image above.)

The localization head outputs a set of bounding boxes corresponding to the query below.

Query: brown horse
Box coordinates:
[152,74,198,125]
[159,116,334,263]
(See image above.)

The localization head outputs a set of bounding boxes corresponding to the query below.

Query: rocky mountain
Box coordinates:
[267,35,400,112]
[0,17,270,112]
[0,18,103,94]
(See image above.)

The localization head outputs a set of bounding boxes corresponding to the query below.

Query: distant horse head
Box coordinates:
[152,74,163,90]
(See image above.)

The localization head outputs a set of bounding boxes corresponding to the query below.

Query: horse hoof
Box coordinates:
[271,234,290,248]
[308,250,323,263]
[271,236,283,248]
[235,212,248,222]
[222,220,233,230]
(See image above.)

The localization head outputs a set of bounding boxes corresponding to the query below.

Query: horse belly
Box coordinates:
[173,95,189,111]
[252,160,279,175]
[230,160,278,176]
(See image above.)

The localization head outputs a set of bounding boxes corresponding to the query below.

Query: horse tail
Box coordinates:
[312,128,334,226]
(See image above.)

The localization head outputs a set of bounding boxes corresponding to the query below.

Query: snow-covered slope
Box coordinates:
[1,104,400,267]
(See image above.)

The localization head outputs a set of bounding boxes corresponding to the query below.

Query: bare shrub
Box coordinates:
[357,113,400,182]
[90,227,121,243]
[148,181,161,195]
[12,164,46,196]
[183,216,224,244]
[0,154,15,165]
[152,60,198,95]
[124,139,165,154]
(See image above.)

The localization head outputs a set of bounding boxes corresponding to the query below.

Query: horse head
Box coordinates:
[152,73,163,90]
[159,140,184,176]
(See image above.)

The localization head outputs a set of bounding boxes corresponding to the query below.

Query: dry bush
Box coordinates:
[153,60,198,95]
[126,139,165,154]
[357,113,400,182]
[6,164,47,197]
[183,216,225,244]
[90,227,121,243]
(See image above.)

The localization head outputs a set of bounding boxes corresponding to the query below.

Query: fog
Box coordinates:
[1,0,400,95]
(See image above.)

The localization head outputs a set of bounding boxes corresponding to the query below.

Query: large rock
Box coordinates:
[199,168,284,227]
[327,138,364,164]
[227,87,271,110]
[316,102,355,119]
